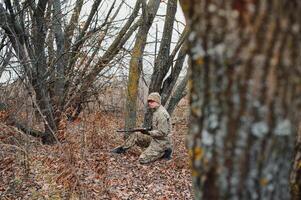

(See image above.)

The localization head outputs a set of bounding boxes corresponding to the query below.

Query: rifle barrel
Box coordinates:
[116,128,148,133]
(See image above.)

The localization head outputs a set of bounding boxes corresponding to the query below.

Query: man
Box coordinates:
[112,92,173,164]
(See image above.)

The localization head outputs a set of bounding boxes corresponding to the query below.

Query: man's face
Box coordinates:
[148,100,159,109]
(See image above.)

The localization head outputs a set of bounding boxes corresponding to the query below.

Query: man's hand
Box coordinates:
[140,129,149,135]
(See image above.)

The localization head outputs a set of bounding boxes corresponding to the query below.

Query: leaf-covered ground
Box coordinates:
[0,108,192,199]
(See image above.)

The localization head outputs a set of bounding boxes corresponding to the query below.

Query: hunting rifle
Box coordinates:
[116,127,152,134]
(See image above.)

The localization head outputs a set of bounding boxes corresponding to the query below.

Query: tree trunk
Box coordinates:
[52,0,67,110]
[124,0,161,131]
[291,122,301,200]
[148,0,178,93]
[179,0,301,199]
[32,0,57,144]
[143,0,187,127]
[166,70,188,115]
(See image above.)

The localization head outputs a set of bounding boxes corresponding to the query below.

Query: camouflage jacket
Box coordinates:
[149,105,172,150]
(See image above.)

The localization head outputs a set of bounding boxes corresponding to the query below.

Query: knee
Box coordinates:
[138,154,147,164]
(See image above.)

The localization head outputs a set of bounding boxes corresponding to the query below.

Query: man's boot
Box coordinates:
[162,148,172,160]
[111,146,127,154]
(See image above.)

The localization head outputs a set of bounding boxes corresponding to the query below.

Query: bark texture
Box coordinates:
[180,0,301,199]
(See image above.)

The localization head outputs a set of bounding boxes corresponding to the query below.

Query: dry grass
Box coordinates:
[0,103,192,200]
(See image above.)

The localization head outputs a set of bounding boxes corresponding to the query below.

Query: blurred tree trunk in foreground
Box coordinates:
[180,0,301,199]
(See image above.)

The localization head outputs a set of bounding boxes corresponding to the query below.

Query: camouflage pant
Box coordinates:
[122,132,170,164]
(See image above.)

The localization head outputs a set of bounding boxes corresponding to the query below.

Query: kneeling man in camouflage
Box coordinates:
[112,92,173,164]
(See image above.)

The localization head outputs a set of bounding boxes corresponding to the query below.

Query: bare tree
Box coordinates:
[0,0,143,143]
[144,0,188,126]
[124,0,161,131]
[0,34,12,79]
[124,0,188,130]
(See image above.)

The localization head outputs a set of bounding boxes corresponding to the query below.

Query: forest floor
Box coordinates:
[0,106,192,199]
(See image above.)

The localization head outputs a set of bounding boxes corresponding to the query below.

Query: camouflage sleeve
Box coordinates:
[149,114,169,138]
